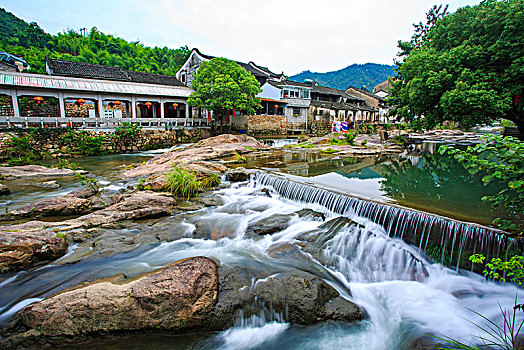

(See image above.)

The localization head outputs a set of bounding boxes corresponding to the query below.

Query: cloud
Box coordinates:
[3,0,481,74]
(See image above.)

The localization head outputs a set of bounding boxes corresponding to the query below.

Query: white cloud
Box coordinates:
[3,0,481,75]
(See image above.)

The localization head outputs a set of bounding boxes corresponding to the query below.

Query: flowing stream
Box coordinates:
[0,175,522,349]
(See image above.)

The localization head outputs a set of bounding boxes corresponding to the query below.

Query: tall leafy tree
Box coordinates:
[187,58,262,115]
[388,0,524,135]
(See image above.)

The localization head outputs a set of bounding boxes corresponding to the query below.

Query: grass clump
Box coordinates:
[164,165,201,199]
[321,147,339,154]
[201,173,221,189]
[164,165,221,199]
[360,140,367,147]
[329,131,358,146]
[233,152,246,163]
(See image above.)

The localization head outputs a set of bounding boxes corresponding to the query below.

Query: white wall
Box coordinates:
[258,82,281,100]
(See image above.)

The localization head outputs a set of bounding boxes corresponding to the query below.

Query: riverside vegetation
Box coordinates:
[1,123,145,165]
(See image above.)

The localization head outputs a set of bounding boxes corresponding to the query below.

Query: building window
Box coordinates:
[181,74,186,83]
[304,90,310,98]
[293,108,301,117]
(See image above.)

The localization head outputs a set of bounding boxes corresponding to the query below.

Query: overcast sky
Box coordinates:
[2,0,480,75]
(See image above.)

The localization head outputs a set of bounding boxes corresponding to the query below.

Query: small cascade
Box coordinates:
[218,306,288,350]
[308,217,429,282]
[255,172,520,270]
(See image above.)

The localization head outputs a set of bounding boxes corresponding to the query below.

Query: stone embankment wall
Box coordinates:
[311,121,331,135]
[230,115,309,135]
[230,114,288,135]
[0,128,210,160]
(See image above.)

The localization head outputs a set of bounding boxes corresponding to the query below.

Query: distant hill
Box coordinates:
[289,63,396,91]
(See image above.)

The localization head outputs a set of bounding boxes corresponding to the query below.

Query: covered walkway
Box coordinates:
[0,68,208,129]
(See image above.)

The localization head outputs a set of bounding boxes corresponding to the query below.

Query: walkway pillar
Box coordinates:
[97,94,104,119]
[131,96,137,119]
[10,89,20,117]
[58,91,66,119]
[160,97,165,119]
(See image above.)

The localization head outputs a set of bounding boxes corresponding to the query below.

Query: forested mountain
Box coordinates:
[0,7,190,75]
[289,63,395,91]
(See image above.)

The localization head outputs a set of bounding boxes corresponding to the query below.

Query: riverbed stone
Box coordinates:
[32,180,60,189]
[0,192,177,272]
[245,213,294,236]
[0,183,10,196]
[1,257,219,347]
[9,187,121,218]
[226,167,253,182]
[0,165,87,179]
[0,227,68,273]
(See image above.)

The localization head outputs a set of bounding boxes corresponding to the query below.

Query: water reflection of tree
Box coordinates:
[379,153,501,209]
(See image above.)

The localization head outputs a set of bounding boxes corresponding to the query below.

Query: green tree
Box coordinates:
[0,8,191,76]
[187,57,262,116]
[439,134,523,237]
[389,0,524,135]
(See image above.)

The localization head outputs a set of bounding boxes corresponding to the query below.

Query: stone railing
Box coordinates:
[0,116,209,129]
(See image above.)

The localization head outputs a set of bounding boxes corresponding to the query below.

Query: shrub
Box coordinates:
[361,140,367,147]
[5,134,42,165]
[344,130,358,145]
[114,122,142,139]
[75,173,99,193]
[55,158,81,170]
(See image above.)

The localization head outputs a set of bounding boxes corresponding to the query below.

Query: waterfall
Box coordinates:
[254,172,520,270]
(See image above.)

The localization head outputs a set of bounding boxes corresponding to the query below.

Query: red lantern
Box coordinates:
[114,100,122,106]
[172,103,178,110]
[274,104,279,114]
[145,102,152,110]
[233,107,236,117]
[34,96,44,105]
[208,111,212,122]
[76,98,85,106]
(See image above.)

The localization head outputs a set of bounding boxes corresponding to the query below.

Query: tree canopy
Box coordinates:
[0,7,190,76]
[388,0,524,134]
[187,58,262,114]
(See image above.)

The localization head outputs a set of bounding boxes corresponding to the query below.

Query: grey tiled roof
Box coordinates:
[192,48,276,78]
[46,57,185,87]
[311,99,358,110]
[267,79,312,88]
[346,86,384,101]
[312,85,364,102]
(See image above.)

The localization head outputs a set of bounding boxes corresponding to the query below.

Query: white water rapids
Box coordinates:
[0,178,522,349]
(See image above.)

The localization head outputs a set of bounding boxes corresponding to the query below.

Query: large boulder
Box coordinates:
[1,257,219,347]
[206,266,365,329]
[0,165,86,179]
[123,134,268,178]
[0,227,68,273]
